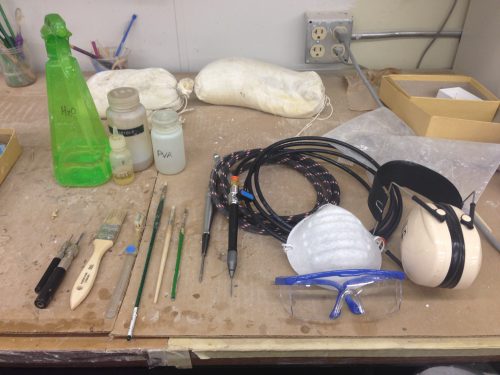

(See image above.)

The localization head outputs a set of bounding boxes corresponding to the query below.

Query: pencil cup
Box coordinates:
[0,44,36,87]
[90,46,130,72]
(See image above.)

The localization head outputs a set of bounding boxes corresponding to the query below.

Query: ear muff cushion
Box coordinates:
[436,203,465,289]
[368,161,463,221]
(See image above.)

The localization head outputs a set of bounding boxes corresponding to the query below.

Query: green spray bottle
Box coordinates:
[41,14,111,186]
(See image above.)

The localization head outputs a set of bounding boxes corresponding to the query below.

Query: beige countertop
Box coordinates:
[0,72,498,368]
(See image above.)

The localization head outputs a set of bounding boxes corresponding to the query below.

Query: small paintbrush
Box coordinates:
[70,209,126,310]
[105,212,146,319]
[153,206,176,304]
[127,184,167,340]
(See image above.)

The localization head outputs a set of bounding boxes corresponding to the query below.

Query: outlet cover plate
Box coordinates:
[305,11,353,64]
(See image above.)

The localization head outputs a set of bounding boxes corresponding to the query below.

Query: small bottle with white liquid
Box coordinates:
[151,109,186,175]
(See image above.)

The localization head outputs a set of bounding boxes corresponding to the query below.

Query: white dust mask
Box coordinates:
[284,204,382,275]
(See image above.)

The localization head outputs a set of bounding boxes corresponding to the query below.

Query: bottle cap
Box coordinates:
[109,127,126,150]
[151,109,180,132]
[107,87,140,110]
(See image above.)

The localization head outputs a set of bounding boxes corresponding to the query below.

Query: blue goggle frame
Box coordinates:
[275,269,406,319]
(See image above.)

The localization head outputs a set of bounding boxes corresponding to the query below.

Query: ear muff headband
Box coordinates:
[437,203,466,289]
[368,160,468,289]
[368,160,463,221]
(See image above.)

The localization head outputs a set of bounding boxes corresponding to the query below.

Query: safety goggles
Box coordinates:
[275,269,405,322]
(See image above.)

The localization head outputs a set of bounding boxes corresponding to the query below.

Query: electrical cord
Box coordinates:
[209,136,403,244]
[334,28,384,108]
[416,0,459,69]
[345,44,384,108]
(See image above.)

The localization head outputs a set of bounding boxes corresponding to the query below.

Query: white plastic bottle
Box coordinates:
[109,127,134,185]
[151,109,186,175]
[106,87,153,171]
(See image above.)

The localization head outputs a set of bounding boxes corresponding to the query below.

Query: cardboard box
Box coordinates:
[379,74,500,143]
[0,129,22,185]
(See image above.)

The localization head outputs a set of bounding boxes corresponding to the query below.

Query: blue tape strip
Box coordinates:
[240,190,254,201]
[125,245,136,254]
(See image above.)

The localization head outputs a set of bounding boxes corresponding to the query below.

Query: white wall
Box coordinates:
[2,0,469,73]
[454,0,500,97]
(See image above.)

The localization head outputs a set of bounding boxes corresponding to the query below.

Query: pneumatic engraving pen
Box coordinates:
[227,175,239,296]
[199,154,220,282]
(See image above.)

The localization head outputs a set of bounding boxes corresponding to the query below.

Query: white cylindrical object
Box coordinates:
[151,109,186,175]
[107,87,154,171]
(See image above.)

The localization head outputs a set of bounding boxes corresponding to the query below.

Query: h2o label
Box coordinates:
[61,105,76,117]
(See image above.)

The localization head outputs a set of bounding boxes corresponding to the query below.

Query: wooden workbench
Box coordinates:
[0,73,499,368]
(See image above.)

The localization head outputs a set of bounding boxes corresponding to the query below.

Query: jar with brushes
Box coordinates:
[151,109,186,175]
[106,87,153,171]
[109,126,134,185]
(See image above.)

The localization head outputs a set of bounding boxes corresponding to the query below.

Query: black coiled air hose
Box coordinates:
[209,136,403,244]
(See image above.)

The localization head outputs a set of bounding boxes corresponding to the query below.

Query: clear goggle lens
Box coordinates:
[278,279,402,322]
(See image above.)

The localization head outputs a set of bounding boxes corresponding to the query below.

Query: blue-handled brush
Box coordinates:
[115,14,137,57]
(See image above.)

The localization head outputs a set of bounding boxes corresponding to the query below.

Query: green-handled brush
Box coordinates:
[127,184,167,340]
[0,4,15,48]
[171,208,188,300]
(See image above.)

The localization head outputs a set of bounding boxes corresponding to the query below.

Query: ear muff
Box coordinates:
[369,160,482,290]
[368,160,463,221]
[401,201,481,289]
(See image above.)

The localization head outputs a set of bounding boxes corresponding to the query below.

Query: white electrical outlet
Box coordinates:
[311,26,327,40]
[310,44,325,58]
[305,11,353,64]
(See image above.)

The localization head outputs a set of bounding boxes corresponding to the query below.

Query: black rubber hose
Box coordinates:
[209,136,402,243]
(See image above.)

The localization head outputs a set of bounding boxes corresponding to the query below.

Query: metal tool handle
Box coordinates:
[105,252,136,319]
[34,257,61,293]
[34,267,66,309]
[35,236,74,292]
[203,189,214,234]
[59,242,80,270]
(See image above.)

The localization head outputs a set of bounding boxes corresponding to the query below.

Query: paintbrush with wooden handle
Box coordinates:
[70,209,126,310]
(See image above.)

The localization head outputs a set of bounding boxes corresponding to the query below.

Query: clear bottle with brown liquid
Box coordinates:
[109,127,134,185]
